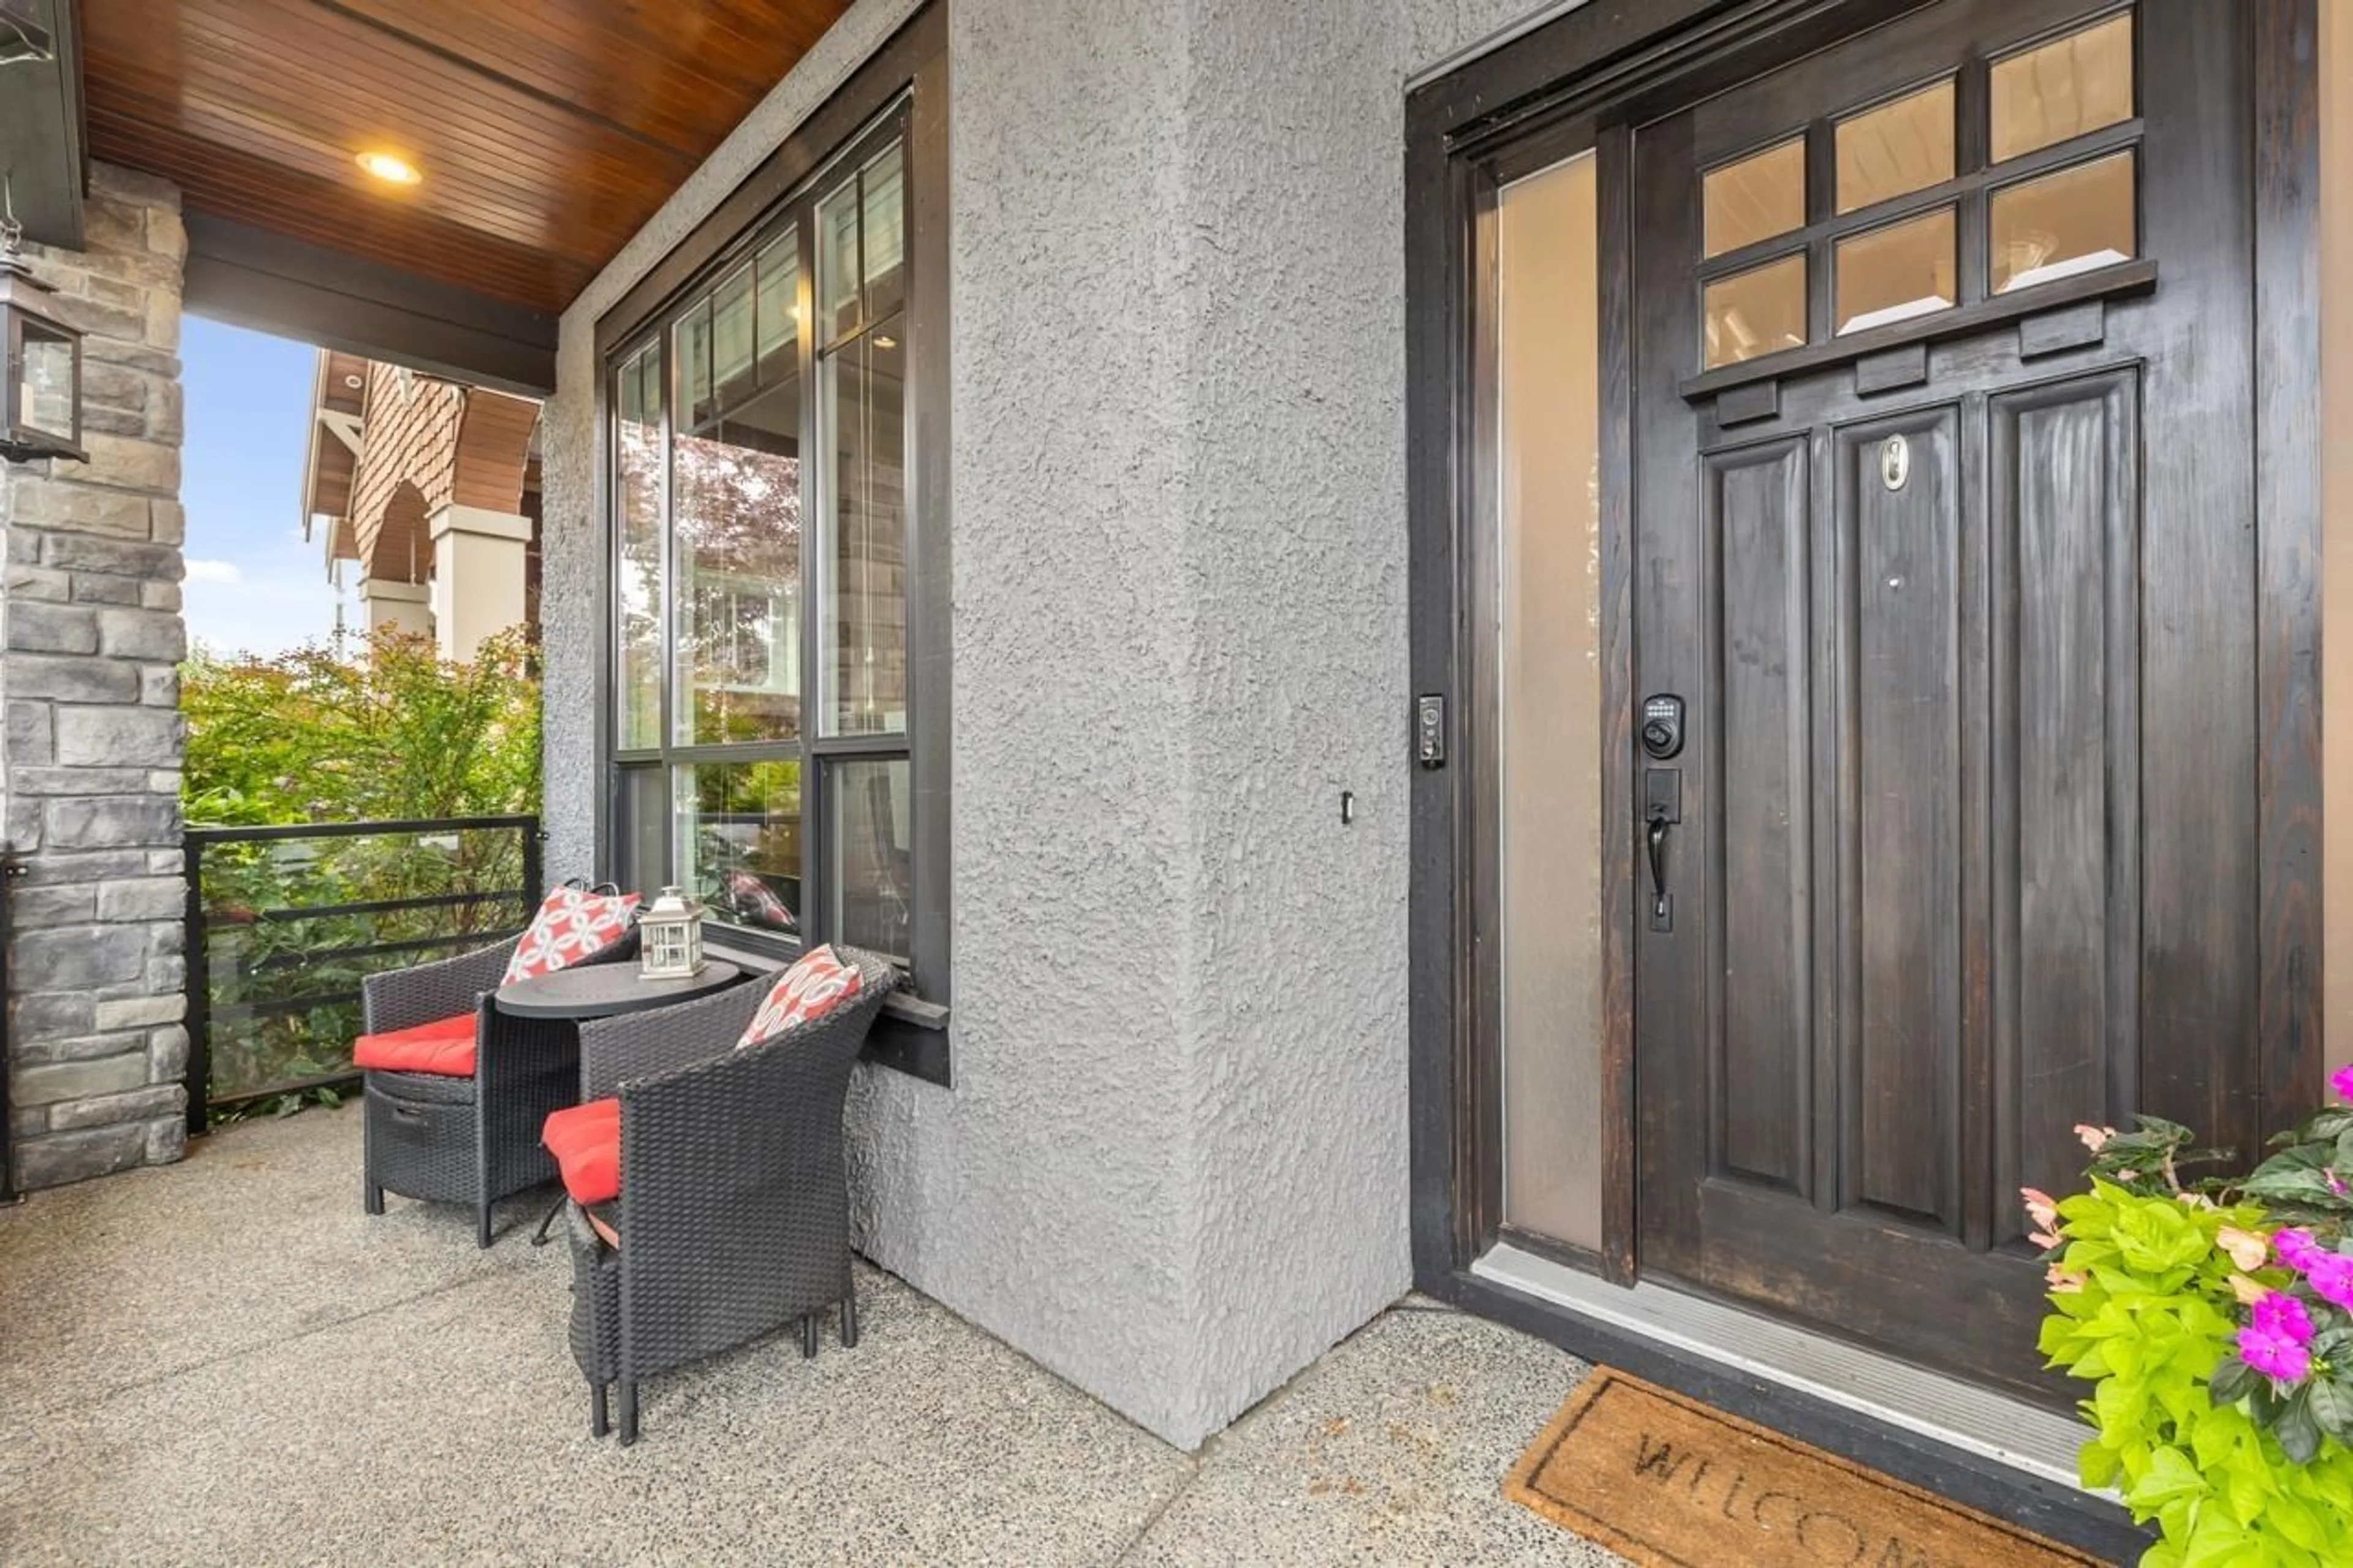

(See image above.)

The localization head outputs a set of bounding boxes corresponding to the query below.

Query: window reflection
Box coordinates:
[674,376,804,744]
[1991,151,2135,294]
[1836,80,1955,214]
[820,324,907,736]
[1703,138,1805,259]
[679,760,802,934]
[831,759,912,959]
[616,347,664,751]
[1836,207,1957,334]
[1991,14,2134,164]
[1703,253,1808,369]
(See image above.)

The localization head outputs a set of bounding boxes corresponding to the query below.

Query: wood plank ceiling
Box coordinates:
[78,0,855,315]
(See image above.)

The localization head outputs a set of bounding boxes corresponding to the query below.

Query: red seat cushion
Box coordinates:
[543,1097,621,1206]
[353,1013,478,1077]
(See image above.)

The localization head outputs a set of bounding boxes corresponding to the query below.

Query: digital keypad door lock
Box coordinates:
[1640,694,1685,760]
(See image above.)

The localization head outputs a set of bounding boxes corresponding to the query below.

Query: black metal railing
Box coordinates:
[184,815,540,1134]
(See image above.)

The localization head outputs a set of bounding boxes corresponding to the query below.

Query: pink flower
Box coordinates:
[2217,1226,2270,1271]
[2332,1062,2353,1104]
[2330,1168,2350,1199]
[2239,1324,2313,1384]
[2252,1290,2316,1347]
[2308,1254,2353,1311]
[2045,1263,2086,1294]
[2020,1187,2063,1249]
[2075,1124,2117,1153]
[2276,1229,2325,1270]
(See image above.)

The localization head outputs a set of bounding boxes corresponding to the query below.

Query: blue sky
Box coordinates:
[181,316,356,658]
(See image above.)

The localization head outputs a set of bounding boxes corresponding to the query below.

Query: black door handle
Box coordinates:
[1646,808,1672,930]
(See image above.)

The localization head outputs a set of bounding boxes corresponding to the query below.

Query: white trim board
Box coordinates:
[1471,1241,2096,1491]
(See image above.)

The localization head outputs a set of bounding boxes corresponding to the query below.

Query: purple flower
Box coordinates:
[2276,1229,2325,1270]
[2239,1324,2314,1384]
[2308,1254,2353,1311]
[2333,1062,2353,1104]
[2252,1290,2317,1346]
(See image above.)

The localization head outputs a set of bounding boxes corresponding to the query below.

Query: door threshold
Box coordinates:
[1471,1241,2091,1490]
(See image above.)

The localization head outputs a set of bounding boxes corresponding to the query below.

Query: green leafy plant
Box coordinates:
[180,629,542,1112]
[2033,1078,2353,1566]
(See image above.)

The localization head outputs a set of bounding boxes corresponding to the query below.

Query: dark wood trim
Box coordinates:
[593,1,947,362]
[2251,0,2325,1129]
[1430,1267,2154,1564]
[183,213,556,394]
[0,0,85,249]
[1678,258,2158,398]
[1595,119,1639,1284]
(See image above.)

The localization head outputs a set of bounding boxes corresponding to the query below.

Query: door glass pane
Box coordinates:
[679,760,802,935]
[1835,206,1957,334]
[1836,80,1955,214]
[756,229,800,382]
[1703,253,1808,369]
[1496,150,1605,1251]
[673,376,804,744]
[862,142,907,322]
[711,262,757,413]
[1991,151,2136,294]
[817,175,862,343]
[1991,13,2134,163]
[1703,138,1805,259]
[616,347,664,751]
[830,757,912,960]
[819,321,907,736]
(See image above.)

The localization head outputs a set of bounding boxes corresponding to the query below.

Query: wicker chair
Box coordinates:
[561,947,898,1444]
[359,931,638,1247]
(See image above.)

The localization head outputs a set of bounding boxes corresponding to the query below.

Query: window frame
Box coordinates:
[592,5,950,1084]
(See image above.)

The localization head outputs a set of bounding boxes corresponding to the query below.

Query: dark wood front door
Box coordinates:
[1632,0,2258,1399]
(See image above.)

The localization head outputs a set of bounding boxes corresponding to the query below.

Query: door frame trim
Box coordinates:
[1404,0,2324,1315]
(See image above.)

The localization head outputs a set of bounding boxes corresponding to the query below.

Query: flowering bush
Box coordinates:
[2032,1069,2353,1566]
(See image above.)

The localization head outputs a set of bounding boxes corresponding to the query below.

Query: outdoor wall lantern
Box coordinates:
[639,886,708,980]
[0,186,84,466]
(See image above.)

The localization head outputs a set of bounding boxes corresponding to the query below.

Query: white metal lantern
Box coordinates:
[639,885,707,980]
[0,186,83,466]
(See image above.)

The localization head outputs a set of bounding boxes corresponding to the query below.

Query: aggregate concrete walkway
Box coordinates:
[0,1105,1620,1566]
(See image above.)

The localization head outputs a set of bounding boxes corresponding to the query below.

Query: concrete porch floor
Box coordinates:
[0,1105,1623,1566]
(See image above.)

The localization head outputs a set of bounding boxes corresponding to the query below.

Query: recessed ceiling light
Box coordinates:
[357,151,423,186]
[874,335,898,350]
[343,374,365,390]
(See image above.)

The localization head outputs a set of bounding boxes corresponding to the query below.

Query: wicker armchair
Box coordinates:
[562,947,898,1444]
[360,931,638,1247]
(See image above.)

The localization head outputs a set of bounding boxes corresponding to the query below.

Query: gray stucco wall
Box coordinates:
[539,0,1575,1449]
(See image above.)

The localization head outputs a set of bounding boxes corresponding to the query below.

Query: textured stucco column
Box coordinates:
[425,504,529,659]
[1,163,191,1190]
[535,0,1586,1449]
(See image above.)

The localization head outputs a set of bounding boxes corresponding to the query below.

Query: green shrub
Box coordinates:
[180,629,542,1112]
[2034,1094,2353,1566]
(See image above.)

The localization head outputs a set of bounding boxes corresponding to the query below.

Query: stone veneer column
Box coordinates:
[1,164,191,1189]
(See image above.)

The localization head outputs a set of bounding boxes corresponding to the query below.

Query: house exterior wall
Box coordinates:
[537,0,1582,1449]
[1,164,191,1191]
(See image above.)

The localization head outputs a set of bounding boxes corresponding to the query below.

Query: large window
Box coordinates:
[605,102,941,1021]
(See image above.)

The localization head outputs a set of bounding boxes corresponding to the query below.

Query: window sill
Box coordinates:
[705,936,951,1089]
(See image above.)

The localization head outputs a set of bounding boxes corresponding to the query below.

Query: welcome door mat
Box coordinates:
[1504,1369,2102,1567]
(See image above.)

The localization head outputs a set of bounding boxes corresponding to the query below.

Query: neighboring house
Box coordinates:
[0,0,2346,1541]
[300,349,544,658]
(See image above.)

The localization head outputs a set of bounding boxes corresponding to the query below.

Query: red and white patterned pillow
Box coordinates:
[737,945,864,1049]
[502,885,642,986]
